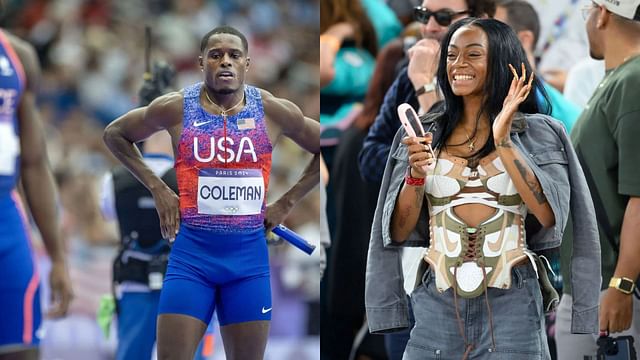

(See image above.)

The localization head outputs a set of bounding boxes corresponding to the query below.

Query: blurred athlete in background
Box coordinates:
[0,25,73,360]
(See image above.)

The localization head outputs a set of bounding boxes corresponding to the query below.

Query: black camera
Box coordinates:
[584,335,638,360]
[138,61,176,106]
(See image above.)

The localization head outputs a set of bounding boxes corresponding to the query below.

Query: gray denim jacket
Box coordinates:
[365,112,601,335]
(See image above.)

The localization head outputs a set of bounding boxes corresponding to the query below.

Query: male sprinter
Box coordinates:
[0,29,73,359]
[103,25,320,360]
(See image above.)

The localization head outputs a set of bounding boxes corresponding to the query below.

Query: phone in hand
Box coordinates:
[584,334,637,360]
[397,103,436,171]
[597,334,637,360]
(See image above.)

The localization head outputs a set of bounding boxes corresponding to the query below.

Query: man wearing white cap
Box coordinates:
[555,0,640,358]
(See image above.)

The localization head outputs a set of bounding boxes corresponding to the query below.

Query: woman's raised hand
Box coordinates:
[493,63,534,145]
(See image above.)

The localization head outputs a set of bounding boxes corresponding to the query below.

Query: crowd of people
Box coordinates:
[321,0,640,359]
[3,0,640,359]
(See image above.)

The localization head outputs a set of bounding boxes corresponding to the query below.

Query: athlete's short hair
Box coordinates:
[200,25,249,53]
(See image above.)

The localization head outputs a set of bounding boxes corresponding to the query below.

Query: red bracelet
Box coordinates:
[405,167,425,186]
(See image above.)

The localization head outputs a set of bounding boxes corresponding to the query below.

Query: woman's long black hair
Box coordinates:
[432,17,552,158]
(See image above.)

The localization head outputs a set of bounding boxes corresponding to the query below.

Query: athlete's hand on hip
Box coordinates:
[600,287,633,333]
[152,185,180,242]
[47,259,73,318]
[494,63,533,145]
[264,201,292,233]
[401,132,434,178]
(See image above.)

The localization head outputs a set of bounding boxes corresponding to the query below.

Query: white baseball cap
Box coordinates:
[593,0,640,20]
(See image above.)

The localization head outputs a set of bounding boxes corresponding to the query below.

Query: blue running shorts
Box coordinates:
[158,224,271,326]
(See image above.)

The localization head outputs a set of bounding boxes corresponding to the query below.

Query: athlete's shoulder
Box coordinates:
[2,31,39,88]
[257,87,275,102]
[3,31,33,56]
[258,88,300,116]
[146,90,184,125]
[149,90,184,110]
[257,87,310,139]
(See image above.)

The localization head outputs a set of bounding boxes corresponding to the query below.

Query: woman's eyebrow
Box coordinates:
[449,43,485,49]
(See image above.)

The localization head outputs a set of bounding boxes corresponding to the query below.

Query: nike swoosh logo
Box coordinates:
[484,211,510,257]
[443,229,461,256]
[261,307,272,314]
[193,120,213,127]
[484,232,505,257]
[442,210,461,257]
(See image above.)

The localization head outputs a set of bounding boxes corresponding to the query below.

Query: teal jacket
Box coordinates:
[539,81,581,133]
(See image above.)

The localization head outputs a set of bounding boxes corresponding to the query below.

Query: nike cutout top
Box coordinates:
[422,151,533,298]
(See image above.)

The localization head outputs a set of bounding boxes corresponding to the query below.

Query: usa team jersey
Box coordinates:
[176,83,272,233]
[0,30,25,197]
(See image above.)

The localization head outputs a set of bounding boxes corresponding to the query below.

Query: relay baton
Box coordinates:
[272,224,316,255]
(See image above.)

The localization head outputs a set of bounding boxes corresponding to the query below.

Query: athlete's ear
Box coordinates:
[198,55,204,71]
[245,57,250,71]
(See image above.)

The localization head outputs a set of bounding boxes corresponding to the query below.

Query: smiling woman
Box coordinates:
[434,18,548,157]
[446,28,488,98]
[367,17,602,360]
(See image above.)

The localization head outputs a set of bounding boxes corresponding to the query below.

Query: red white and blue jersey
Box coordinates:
[0,30,25,197]
[176,83,272,233]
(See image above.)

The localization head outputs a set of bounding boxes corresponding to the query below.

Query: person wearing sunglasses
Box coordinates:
[360,0,496,184]
[406,3,473,119]
[414,6,470,27]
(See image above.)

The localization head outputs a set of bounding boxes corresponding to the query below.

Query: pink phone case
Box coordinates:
[397,103,435,171]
